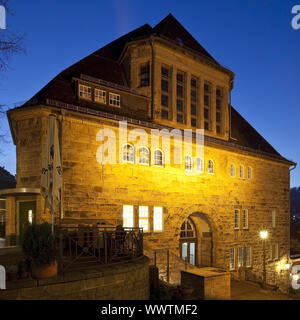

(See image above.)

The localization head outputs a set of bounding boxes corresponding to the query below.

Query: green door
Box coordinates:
[19,201,36,243]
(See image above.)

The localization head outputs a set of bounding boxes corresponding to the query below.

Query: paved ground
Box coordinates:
[231,280,294,300]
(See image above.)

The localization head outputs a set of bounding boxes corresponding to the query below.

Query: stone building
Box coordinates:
[3,14,295,288]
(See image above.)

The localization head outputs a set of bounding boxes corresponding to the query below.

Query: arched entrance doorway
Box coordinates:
[179,212,213,267]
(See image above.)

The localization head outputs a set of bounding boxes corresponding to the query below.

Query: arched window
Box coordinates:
[208,160,214,174]
[239,165,244,178]
[180,218,196,239]
[154,149,164,166]
[230,164,236,177]
[123,144,135,163]
[185,155,193,171]
[196,158,204,173]
[139,147,149,165]
[247,167,252,179]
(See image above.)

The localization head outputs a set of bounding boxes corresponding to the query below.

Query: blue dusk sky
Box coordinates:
[0,0,299,186]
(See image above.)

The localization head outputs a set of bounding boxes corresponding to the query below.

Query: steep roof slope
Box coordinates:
[0,167,16,190]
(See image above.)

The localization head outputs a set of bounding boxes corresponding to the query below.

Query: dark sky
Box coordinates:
[0,0,299,186]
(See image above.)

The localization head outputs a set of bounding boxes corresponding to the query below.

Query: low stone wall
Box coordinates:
[0,256,149,300]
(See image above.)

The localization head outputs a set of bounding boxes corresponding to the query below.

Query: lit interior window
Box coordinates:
[139,206,149,232]
[139,147,150,165]
[153,207,163,232]
[79,84,92,100]
[94,89,106,104]
[123,205,134,228]
[28,210,33,224]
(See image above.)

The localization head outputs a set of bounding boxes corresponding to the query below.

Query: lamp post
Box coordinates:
[260,230,268,288]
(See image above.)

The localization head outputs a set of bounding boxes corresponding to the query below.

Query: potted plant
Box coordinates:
[22,222,57,279]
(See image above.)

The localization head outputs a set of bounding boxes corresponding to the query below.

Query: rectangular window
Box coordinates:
[139,206,149,232]
[204,82,211,130]
[272,211,276,228]
[238,247,244,267]
[153,207,163,232]
[140,62,150,87]
[248,167,252,179]
[0,198,5,238]
[191,118,196,127]
[274,243,279,260]
[191,76,197,128]
[234,209,240,229]
[246,247,251,267]
[268,245,273,261]
[161,65,171,120]
[242,209,248,229]
[109,93,120,107]
[94,89,106,104]
[216,87,222,134]
[123,205,134,228]
[79,84,92,100]
[176,71,185,123]
[230,248,235,270]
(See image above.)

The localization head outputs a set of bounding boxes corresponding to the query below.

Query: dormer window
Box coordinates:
[94,89,106,104]
[79,84,92,100]
[109,93,120,107]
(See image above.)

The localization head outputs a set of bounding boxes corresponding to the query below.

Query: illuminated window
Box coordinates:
[79,84,92,100]
[242,209,248,229]
[234,209,240,229]
[123,144,135,163]
[139,206,149,232]
[154,149,164,167]
[238,247,244,267]
[139,147,149,165]
[185,155,193,171]
[247,167,252,179]
[196,158,204,173]
[140,62,150,87]
[208,160,214,174]
[94,89,106,104]
[274,243,279,260]
[246,247,252,267]
[153,207,163,232]
[272,211,276,228]
[28,210,33,225]
[230,164,235,177]
[0,199,5,238]
[239,165,244,178]
[109,93,120,107]
[123,205,134,228]
[229,248,235,270]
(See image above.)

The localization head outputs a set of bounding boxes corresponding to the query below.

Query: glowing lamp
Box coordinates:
[292,274,299,281]
[260,231,268,239]
[285,263,291,270]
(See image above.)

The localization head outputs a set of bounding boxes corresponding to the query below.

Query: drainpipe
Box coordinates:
[150,37,155,120]
[229,78,233,139]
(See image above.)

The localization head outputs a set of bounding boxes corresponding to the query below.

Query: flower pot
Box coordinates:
[32,261,58,279]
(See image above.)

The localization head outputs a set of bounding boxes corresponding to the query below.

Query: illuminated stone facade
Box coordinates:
[5,14,294,290]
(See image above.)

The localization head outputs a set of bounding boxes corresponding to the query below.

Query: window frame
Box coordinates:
[272,210,276,229]
[153,206,163,232]
[234,209,240,229]
[185,155,193,172]
[196,158,204,173]
[239,165,244,179]
[247,167,252,179]
[139,147,150,166]
[229,248,236,270]
[238,247,244,268]
[139,206,149,232]
[79,84,92,101]
[207,159,214,174]
[230,164,236,177]
[242,209,248,229]
[123,205,134,228]
[123,143,135,164]
[109,92,121,107]
[94,88,107,104]
[246,247,252,267]
[154,149,164,167]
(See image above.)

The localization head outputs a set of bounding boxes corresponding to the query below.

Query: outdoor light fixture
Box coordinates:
[292,274,299,281]
[285,263,291,270]
[260,230,268,239]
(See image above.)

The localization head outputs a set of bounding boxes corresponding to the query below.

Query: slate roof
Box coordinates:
[17,14,292,164]
[0,167,16,190]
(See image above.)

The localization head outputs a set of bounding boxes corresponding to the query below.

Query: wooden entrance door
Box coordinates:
[19,201,36,243]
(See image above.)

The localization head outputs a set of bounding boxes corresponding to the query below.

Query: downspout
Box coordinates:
[150,37,155,120]
[229,78,233,139]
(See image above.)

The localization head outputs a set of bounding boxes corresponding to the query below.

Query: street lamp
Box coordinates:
[260,230,268,288]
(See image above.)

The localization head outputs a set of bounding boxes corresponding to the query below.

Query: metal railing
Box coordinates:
[56,226,143,272]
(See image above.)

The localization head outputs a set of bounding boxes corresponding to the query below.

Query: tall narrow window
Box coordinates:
[242,209,248,229]
[123,144,135,163]
[196,158,204,173]
[208,160,214,174]
[79,84,92,100]
[139,147,149,165]
[216,87,222,134]
[140,62,150,87]
[230,248,235,270]
[230,164,236,177]
[239,165,244,178]
[234,209,240,229]
[153,207,163,232]
[123,205,134,228]
[272,210,276,228]
[161,66,170,120]
[0,198,5,239]
[139,206,149,232]
[191,77,198,127]
[238,247,244,267]
[154,149,164,167]
[274,243,279,260]
[185,155,193,171]
[246,247,251,267]
[94,89,106,104]
[248,167,252,179]
[204,82,211,130]
[176,71,185,123]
